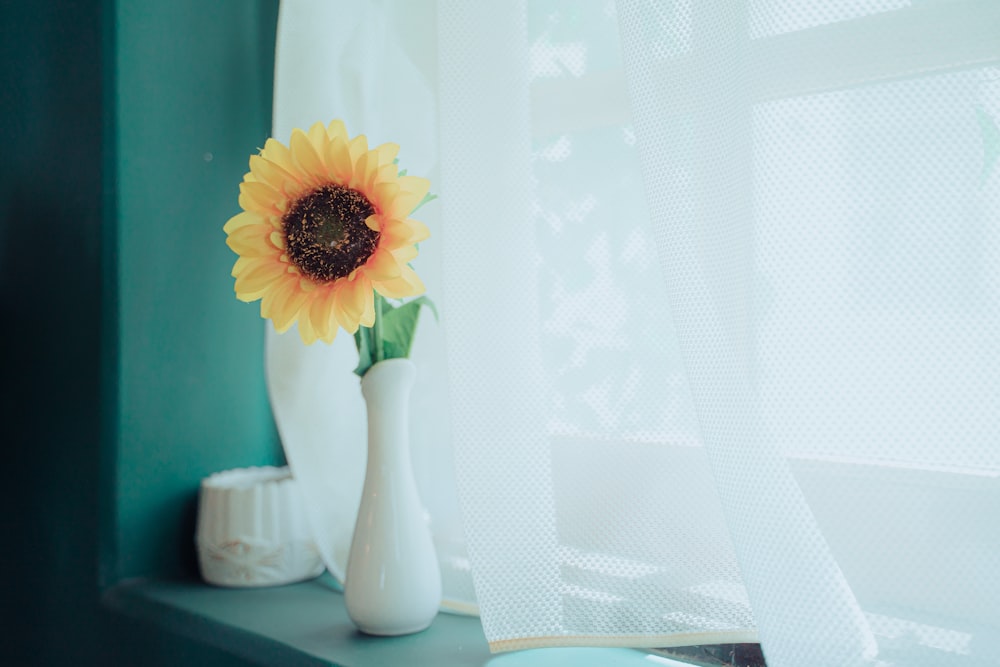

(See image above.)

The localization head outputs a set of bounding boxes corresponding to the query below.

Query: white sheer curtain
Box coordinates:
[268,1,1000,665]
[614,2,1000,665]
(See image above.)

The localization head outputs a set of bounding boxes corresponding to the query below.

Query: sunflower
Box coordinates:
[224,120,430,344]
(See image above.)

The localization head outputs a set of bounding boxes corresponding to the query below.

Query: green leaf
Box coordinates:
[380,296,437,360]
[408,295,439,321]
[353,326,375,377]
[353,296,437,375]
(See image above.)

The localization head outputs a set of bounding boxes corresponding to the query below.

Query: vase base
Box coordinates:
[353,618,435,637]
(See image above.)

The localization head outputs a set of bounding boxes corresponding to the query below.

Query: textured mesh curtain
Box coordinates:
[440,0,760,654]
[612,1,1000,665]
[268,1,1000,665]
[447,1,1000,665]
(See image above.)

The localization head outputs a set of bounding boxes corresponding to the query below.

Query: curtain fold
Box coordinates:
[436,0,568,643]
[442,0,759,652]
[616,2,1000,665]
[616,4,878,665]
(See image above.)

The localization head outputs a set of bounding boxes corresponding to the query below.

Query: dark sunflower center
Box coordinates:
[282,185,378,282]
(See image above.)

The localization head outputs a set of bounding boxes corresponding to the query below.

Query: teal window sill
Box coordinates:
[102,574,668,667]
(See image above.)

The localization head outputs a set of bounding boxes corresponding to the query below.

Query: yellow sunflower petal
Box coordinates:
[351,150,373,191]
[319,325,338,344]
[318,312,339,343]
[234,257,288,297]
[307,121,329,154]
[309,287,339,343]
[373,163,397,188]
[298,321,317,345]
[364,214,380,232]
[226,224,275,257]
[325,136,354,183]
[383,175,431,218]
[406,219,431,243]
[348,134,369,164]
[380,218,430,247]
[269,231,286,250]
[290,128,326,182]
[333,282,358,326]
[359,280,376,328]
[249,154,302,195]
[326,119,348,144]
[360,150,391,191]
[224,210,265,234]
[239,180,283,215]
[231,256,253,276]
[361,151,387,191]
[373,264,425,299]
[267,278,309,333]
[377,218,415,250]
[398,175,431,199]
[363,247,403,281]
[372,181,400,214]
[385,192,420,219]
[391,245,419,263]
[365,163,396,197]
[376,142,400,166]
[335,275,372,332]
[260,138,299,175]
[238,288,270,303]
[259,275,293,318]
[296,297,319,344]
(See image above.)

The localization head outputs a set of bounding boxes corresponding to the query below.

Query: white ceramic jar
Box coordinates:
[196,465,324,587]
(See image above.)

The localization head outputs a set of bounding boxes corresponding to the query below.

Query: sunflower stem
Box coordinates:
[373,294,385,364]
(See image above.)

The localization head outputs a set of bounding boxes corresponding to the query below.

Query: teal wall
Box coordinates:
[114,0,283,583]
[3,0,282,663]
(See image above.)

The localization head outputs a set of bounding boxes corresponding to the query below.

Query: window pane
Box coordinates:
[753,67,1000,471]
[749,0,910,39]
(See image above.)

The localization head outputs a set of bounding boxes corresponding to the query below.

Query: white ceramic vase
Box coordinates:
[344,358,442,635]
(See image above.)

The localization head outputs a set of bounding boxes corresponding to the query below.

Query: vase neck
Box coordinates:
[361,359,416,460]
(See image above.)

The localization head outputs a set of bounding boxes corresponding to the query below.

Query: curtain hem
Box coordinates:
[487,630,760,654]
